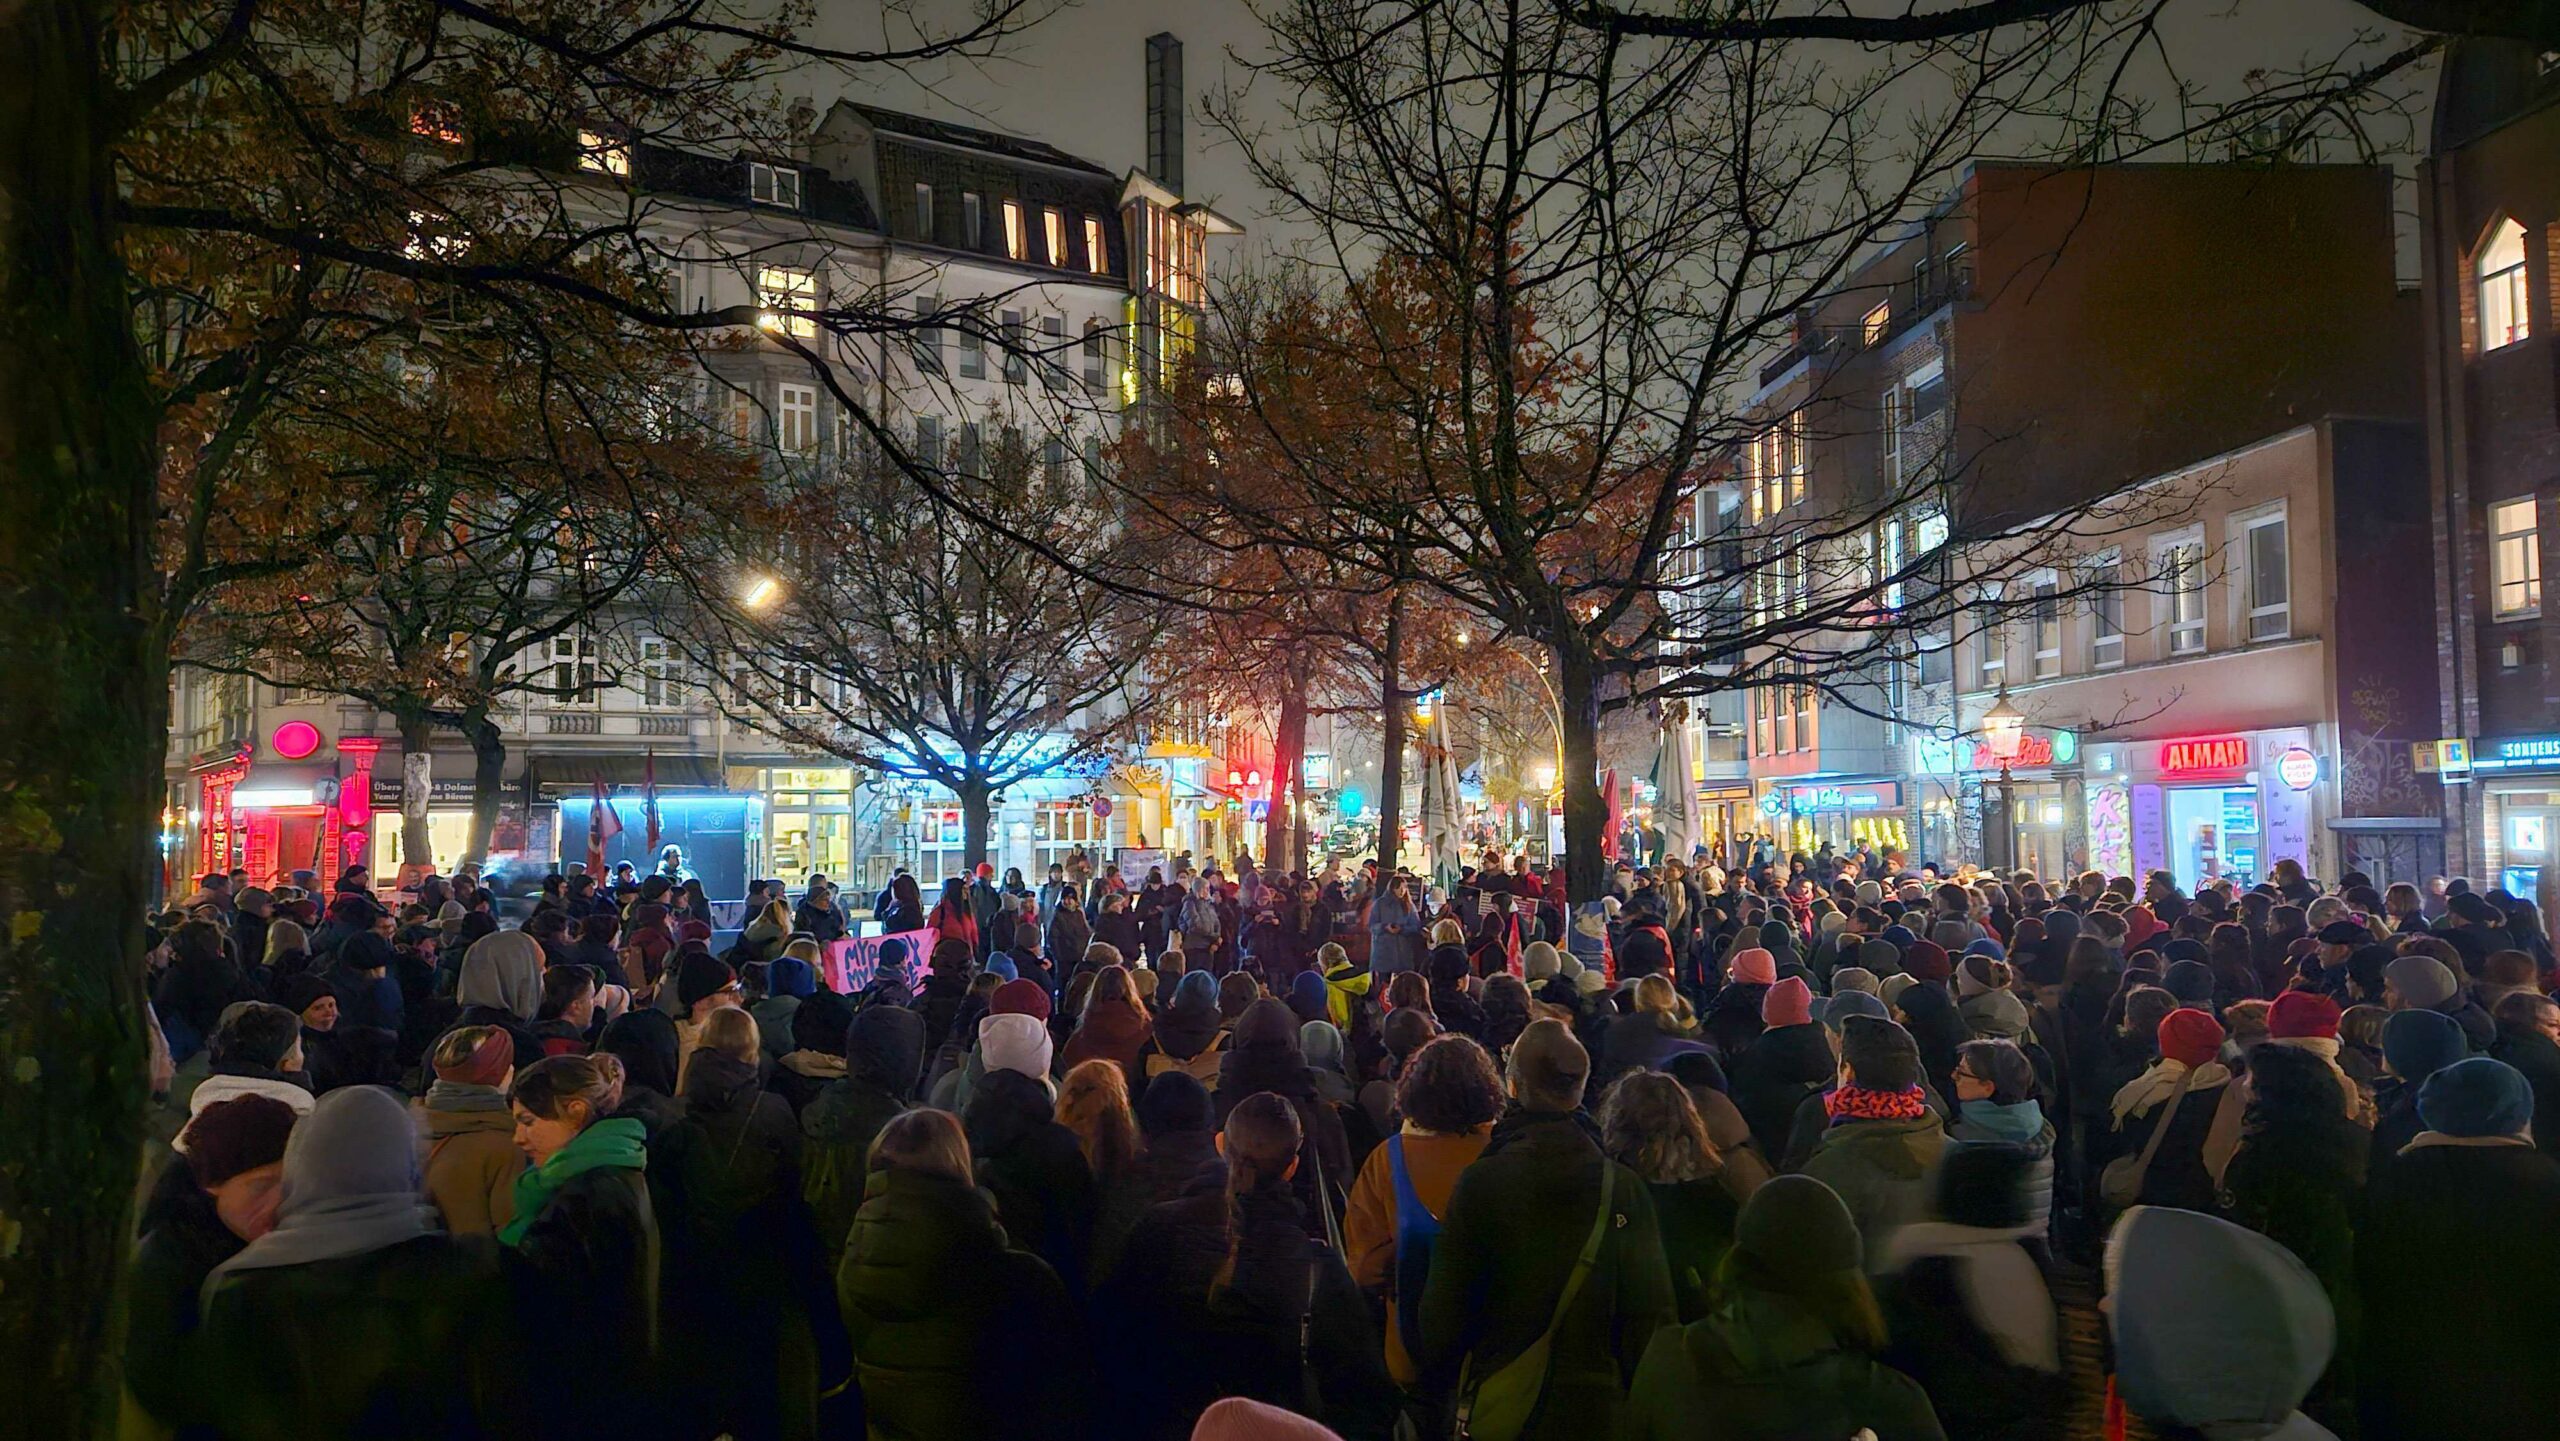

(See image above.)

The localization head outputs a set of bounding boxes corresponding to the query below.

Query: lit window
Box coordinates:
[2494,497,2541,617]
[777,383,818,454]
[2479,218,2530,352]
[409,100,465,146]
[2032,575,2061,678]
[1784,413,1806,506]
[2243,512,2290,641]
[1915,509,1949,554]
[756,266,816,338]
[749,162,802,210]
[914,183,934,239]
[1002,200,1026,260]
[2159,539,2205,655]
[1085,215,1108,274]
[577,130,629,176]
[1862,302,1890,345]
[1044,208,1067,267]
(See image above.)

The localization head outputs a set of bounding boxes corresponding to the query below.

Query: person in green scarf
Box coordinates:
[503,1055,662,1439]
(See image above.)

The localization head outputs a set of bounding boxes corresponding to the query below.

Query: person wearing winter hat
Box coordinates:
[1877,972,1919,1010]
[1623,1174,1942,1441]
[2198,989,2368,1190]
[2162,959,2218,1010]
[1821,990,1890,1031]
[1899,940,1952,986]
[2108,1008,2233,1214]
[749,940,821,1061]
[2370,1008,2469,1165]
[418,1026,525,1236]
[1802,1017,1947,1265]
[2106,1206,2337,1441]
[978,1010,1055,1086]
[2357,1056,2560,1441]
[2384,951,2495,1049]
[1762,976,1814,1028]
[1832,965,1882,998]
[672,952,740,1090]
[125,1093,301,1436]
[1726,947,1777,987]
[1876,1141,2064,1438]
[1856,937,1904,978]
[991,976,1054,1024]
[1954,954,2030,1042]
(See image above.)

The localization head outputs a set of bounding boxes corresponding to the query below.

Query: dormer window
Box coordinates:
[750,162,803,211]
[577,130,629,176]
[1084,216,1108,274]
[1044,208,1067,267]
[1002,200,1026,261]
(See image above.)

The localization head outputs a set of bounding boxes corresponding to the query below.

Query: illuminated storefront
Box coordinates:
[2083,726,2324,893]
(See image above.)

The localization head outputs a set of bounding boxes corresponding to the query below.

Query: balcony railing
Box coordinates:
[546,712,601,735]
[1756,262,1975,387]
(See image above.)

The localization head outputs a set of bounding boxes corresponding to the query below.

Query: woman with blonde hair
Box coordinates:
[1058,1058,1146,1276]
[1603,1069,1738,1321]
[1599,974,1713,1091]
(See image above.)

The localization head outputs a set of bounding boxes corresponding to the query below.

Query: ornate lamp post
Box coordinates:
[1980,689,2026,872]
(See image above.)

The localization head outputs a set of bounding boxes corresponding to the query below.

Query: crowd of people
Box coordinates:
[124,844,2560,1440]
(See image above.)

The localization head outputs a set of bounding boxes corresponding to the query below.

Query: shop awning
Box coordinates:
[533,753,725,793]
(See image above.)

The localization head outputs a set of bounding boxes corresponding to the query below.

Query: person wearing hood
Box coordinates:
[418,1026,526,1237]
[451,930,545,1072]
[929,976,1055,1112]
[325,928,406,1039]
[2357,1056,2560,1441]
[1417,1020,1674,1440]
[764,987,850,1116]
[1299,1018,1361,1113]
[1876,1143,2062,1441]
[2107,1205,2337,1441]
[653,1007,842,1440]
[1062,963,1156,1087]
[2383,951,2494,1050]
[595,1008,687,1139]
[1623,1174,1944,1441]
[1097,1092,1397,1440]
[2370,1006,2469,1166]
[798,1001,923,1266]
[751,939,822,1061]
[500,1054,659,1438]
[1133,1069,1225,1206]
[1214,998,1354,1238]
[837,1109,1086,1441]
[198,1086,509,1441]
[1947,1038,2055,1234]
[1143,970,1233,1085]
[1800,1016,1948,1266]
[125,1095,298,1439]
[966,1049,1097,1294]
[1728,979,1838,1164]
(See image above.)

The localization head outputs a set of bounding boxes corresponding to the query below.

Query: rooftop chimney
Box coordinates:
[1146,32,1183,194]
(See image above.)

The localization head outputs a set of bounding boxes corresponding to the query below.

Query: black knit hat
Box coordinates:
[676,952,736,1011]
[1735,1174,1862,1277]
[1933,1140,2034,1230]
[1838,1015,1922,1091]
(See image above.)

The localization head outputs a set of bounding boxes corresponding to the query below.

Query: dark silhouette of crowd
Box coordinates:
[126,848,2560,1440]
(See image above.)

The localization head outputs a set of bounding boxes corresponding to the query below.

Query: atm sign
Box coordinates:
[2161,736,2251,774]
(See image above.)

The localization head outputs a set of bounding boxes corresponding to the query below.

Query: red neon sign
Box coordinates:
[1969,734,2056,771]
[2161,736,2250,774]
[272,720,321,759]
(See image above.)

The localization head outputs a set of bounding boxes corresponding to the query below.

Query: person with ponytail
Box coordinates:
[1097,1091,1395,1441]
[502,1053,660,1437]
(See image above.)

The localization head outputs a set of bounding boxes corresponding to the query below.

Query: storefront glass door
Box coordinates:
[2166,785,2260,893]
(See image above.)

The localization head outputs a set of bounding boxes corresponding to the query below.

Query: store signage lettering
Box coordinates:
[1970,734,2054,770]
[2160,736,2249,774]
[2275,746,2319,792]
[1783,783,1900,813]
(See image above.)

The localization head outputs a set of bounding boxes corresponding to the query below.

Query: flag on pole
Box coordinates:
[588,779,622,876]
[644,750,662,856]
[1600,768,1623,861]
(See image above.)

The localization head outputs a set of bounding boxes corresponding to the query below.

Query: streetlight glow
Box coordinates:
[740,575,781,611]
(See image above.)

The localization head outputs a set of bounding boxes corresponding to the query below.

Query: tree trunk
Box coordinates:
[1265,659,1309,875]
[0,2,165,1429]
[957,770,993,873]
[396,709,435,866]
[1554,631,1608,901]
[461,715,506,866]
[1374,587,1406,874]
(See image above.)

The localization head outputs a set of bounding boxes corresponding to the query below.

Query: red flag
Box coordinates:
[589,779,622,876]
[644,750,662,856]
[1600,767,1623,861]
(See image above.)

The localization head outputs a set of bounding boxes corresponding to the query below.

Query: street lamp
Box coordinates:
[739,574,781,611]
[1980,689,2026,871]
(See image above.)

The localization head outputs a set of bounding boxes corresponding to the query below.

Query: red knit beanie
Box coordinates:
[1761,975,1813,1028]
[434,1026,515,1089]
[1901,941,1952,983]
[181,1093,300,1186]
[2267,989,2342,1040]
[2156,1007,2226,1068]
[991,977,1053,1023]
[1728,948,1777,986]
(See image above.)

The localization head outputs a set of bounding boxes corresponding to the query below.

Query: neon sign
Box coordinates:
[2160,736,2250,774]
[271,720,321,759]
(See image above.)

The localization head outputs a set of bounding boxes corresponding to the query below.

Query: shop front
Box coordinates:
[2459,734,2560,903]
[1755,779,1907,857]
[1916,728,2083,876]
[186,728,383,892]
[2084,726,2325,894]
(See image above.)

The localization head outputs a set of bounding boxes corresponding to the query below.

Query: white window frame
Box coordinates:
[2479,218,2531,352]
[2494,496,2542,619]
[1974,583,2005,691]
[1043,207,1067,267]
[1082,318,1107,390]
[1040,315,1067,388]
[1001,309,1028,384]
[1084,215,1108,274]
[777,382,818,455]
[749,161,802,210]
[2030,571,2061,678]
[911,295,943,375]
[1002,200,1026,260]
[957,318,985,379]
[2153,530,2207,657]
[2236,506,2291,642]
[756,265,816,339]
[639,637,687,709]
[549,633,600,706]
[577,130,629,176]
[2087,550,2125,669]
[1881,518,1906,612]
[962,193,984,250]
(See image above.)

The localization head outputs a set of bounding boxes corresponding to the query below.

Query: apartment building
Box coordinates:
[1722,160,2414,870]
[168,36,1243,908]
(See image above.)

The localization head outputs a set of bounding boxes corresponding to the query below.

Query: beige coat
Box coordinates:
[420,1101,525,1236]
